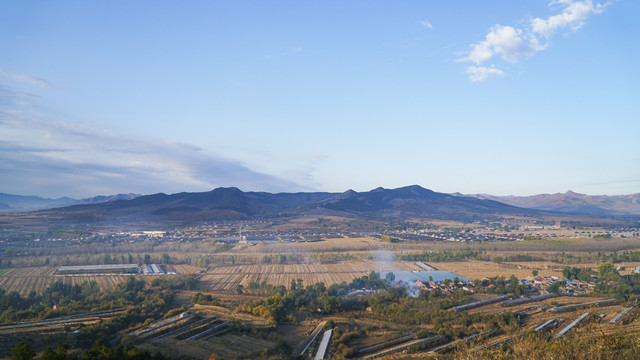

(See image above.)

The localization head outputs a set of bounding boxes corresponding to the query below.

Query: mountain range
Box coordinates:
[468,191,640,216]
[2,187,639,226]
[0,193,140,213]
[19,185,537,225]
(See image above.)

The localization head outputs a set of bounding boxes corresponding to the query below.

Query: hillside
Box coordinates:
[470,191,640,216]
[23,185,543,225]
[0,193,140,212]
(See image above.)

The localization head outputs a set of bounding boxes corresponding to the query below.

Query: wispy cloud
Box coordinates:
[466,66,505,82]
[420,20,433,29]
[0,72,303,198]
[0,69,51,88]
[458,0,609,81]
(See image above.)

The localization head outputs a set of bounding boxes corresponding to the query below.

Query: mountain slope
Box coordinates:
[319,185,536,219]
[470,191,640,215]
[31,185,540,224]
[0,193,141,212]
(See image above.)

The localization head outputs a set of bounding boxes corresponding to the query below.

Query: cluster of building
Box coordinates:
[55,263,171,276]
[387,230,522,242]
[140,263,165,275]
[519,276,595,295]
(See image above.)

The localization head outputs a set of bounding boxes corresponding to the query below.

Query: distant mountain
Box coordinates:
[318,185,536,220]
[469,191,640,215]
[0,193,141,212]
[29,185,541,224]
[76,193,140,205]
[0,193,77,212]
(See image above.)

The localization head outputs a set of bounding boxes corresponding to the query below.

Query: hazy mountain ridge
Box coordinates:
[24,185,542,225]
[469,191,640,215]
[0,193,141,212]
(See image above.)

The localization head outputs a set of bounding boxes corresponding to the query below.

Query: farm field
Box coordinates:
[0,267,130,296]
[0,265,203,296]
[197,260,418,291]
[170,264,205,275]
[0,258,578,296]
[436,260,564,280]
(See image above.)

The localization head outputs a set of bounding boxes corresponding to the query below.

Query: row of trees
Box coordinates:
[398,250,481,262]
[11,340,176,360]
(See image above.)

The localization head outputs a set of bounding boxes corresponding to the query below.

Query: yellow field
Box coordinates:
[0,267,132,296]
[0,258,575,296]
[435,260,564,280]
[0,265,204,296]
[171,264,205,274]
[198,260,417,291]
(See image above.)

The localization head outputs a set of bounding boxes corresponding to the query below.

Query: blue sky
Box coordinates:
[1,0,638,198]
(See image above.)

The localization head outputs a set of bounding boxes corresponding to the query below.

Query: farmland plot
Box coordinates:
[436,260,563,280]
[0,266,129,296]
[198,260,416,291]
[171,264,205,275]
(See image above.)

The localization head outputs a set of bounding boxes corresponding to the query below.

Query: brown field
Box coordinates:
[171,264,205,274]
[0,263,208,296]
[436,260,564,280]
[0,267,133,296]
[0,258,576,296]
[197,260,418,291]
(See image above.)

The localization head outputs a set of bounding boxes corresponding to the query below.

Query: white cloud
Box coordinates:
[466,66,505,82]
[458,0,608,81]
[420,20,433,29]
[464,25,544,64]
[531,0,607,38]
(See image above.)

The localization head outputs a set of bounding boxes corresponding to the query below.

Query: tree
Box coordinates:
[598,262,617,277]
[39,344,68,360]
[161,253,170,265]
[11,341,35,360]
[144,254,151,265]
[385,272,396,284]
[532,270,538,277]
[548,281,562,293]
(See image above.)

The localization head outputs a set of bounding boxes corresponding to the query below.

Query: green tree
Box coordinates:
[144,254,151,265]
[385,272,396,284]
[161,253,170,264]
[548,281,562,293]
[598,262,617,276]
[39,343,68,360]
[11,341,35,360]
[532,270,538,277]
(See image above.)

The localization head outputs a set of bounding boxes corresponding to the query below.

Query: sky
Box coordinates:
[1,0,639,198]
